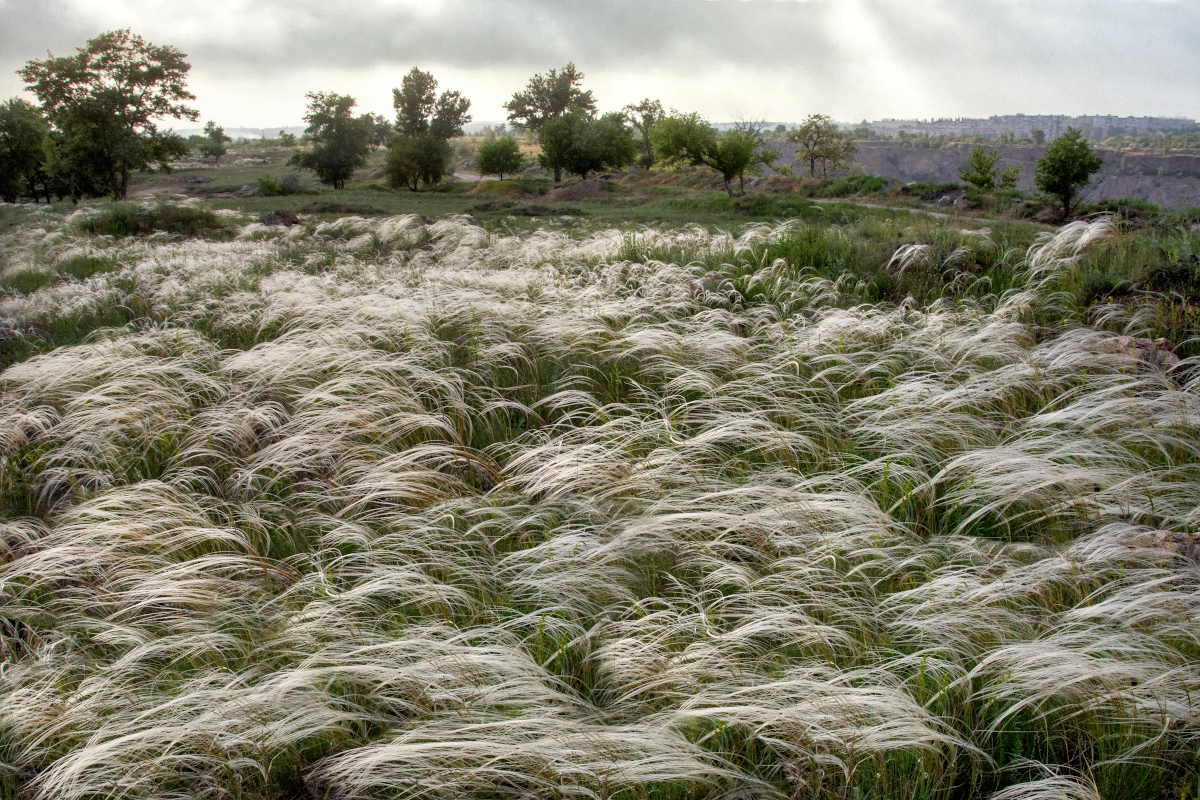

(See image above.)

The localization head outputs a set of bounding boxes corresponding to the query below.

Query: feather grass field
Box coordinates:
[0,201,1197,800]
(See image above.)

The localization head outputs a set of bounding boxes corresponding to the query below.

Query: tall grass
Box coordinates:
[0,204,1197,800]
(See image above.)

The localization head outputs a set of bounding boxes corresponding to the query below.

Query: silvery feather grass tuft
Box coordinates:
[0,205,1197,800]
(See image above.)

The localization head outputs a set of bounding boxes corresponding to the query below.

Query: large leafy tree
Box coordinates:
[505,63,595,182]
[0,98,49,203]
[289,92,372,190]
[651,112,776,197]
[1035,127,1103,219]
[393,68,471,141]
[622,98,664,170]
[538,112,637,182]
[385,68,470,191]
[18,29,198,198]
[786,114,858,178]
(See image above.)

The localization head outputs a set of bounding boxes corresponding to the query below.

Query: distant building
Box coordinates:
[863,114,1195,139]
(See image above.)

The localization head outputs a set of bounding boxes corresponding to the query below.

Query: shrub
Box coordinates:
[72,200,231,238]
[258,173,305,196]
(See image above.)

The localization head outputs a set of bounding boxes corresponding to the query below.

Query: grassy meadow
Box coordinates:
[0,168,1198,800]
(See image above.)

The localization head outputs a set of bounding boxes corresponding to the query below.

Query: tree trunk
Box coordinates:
[554,167,562,184]
[120,158,129,199]
[723,178,734,198]
[738,174,745,195]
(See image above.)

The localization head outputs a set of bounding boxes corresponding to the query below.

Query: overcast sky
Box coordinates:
[1,0,1196,130]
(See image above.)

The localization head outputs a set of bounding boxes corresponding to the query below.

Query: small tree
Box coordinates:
[197,120,230,164]
[1031,128,1046,146]
[787,114,858,178]
[476,137,524,180]
[623,98,664,170]
[0,98,49,203]
[1035,127,1103,219]
[19,29,198,198]
[651,112,775,197]
[278,130,296,147]
[363,113,392,150]
[288,92,371,190]
[959,147,1002,190]
[999,164,1022,190]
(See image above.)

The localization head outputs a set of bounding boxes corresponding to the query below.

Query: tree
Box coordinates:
[1035,127,1103,219]
[385,134,451,191]
[19,29,198,198]
[476,137,524,180]
[505,63,595,182]
[197,120,230,164]
[999,164,1022,191]
[622,98,664,170]
[288,92,371,190]
[1031,128,1046,146]
[959,147,1002,190]
[538,112,637,182]
[0,98,49,203]
[651,112,776,197]
[393,67,471,141]
[278,130,297,147]
[385,68,471,191]
[363,113,393,150]
[786,114,858,178]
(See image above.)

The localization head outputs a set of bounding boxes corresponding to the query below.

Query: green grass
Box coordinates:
[0,205,1198,800]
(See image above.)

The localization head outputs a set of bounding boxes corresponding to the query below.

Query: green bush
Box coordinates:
[73,201,232,238]
[257,173,305,197]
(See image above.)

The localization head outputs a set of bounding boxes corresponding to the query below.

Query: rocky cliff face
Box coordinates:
[771,141,1200,210]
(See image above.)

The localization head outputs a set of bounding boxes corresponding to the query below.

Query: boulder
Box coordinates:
[689,272,735,300]
[937,195,953,207]
[1133,530,1200,562]
[264,209,300,227]
[1114,335,1181,370]
[952,196,970,211]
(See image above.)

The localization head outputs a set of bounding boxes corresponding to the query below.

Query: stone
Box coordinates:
[1134,530,1200,562]
[1114,335,1181,370]
[263,209,300,227]
[953,196,971,211]
[689,272,735,299]
[937,195,954,207]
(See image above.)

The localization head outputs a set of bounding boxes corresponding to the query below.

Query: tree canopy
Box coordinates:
[0,99,49,203]
[197,120,230,164]
[538,112,637,182]
[393,67,471,141]
[622,98,664,170]
[959,147,1022,192]
[504,63,596,137]
[18,29,197,198]
[1035,128,1103,218]
[651,112,776,197]
[476,137,525,181]
[288,92,371,190]
[786,114,858,178]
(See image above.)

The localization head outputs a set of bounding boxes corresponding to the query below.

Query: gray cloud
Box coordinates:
[1,0,1197,126]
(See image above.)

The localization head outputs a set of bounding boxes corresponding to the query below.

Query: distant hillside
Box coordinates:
[769,141,1200,210]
